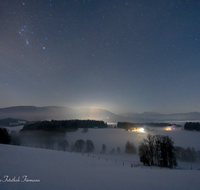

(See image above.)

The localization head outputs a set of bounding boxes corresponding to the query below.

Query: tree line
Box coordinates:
[184,122,200,131]
[21,119,107,133]
[175,146,200,162]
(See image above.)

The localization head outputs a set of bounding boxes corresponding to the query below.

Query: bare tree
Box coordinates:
[139,134,177,168]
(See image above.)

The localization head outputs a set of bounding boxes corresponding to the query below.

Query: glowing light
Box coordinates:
[128,127,145,133]
[138,128,144,132]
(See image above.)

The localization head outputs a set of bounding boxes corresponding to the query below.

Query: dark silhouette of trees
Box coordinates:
[85,140,94,152]
[21,120,107,133]
[139,134,177,168]
[184,122,200,131]
[0,128,11,144]
[139,142,151,166]
[175,146,198,162]
[58,140,69,151]
[125,141,137,154]
[101,144,106,154]
[74,139,85,152]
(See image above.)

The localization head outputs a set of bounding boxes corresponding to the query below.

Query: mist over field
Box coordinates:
[5,125,200,155]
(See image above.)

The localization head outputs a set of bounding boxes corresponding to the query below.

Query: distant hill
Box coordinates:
[0,106,143,123]
[0,118,27,126]
[0,106,200,124]
[120,112,200,123]
[0,106,75,121]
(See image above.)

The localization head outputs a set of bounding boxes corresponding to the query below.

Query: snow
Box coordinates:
[0,145,200,190]
[1,127,200,189]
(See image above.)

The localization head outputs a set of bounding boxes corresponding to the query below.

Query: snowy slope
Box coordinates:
[0,144,200,190]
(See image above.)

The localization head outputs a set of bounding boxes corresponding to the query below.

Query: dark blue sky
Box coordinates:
[0,0,200,114]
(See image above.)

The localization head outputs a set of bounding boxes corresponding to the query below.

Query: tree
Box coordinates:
[101,144,106,153]
[110,148,115,154]
[125,141,137,154]
[117,147,121,153]
[0,128,11,144]
[144,134,155,165]
[58,140,69,151]
[174,146,184,160]
[139,134,177,168]
[175,146,198,163]
[74,139,85,152]
[184,122,200,131]
[139,142,150,166]
[85,140,94,152]
[163,136,177,168]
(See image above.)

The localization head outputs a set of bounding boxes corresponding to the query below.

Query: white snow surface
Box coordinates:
[1,127,200,190]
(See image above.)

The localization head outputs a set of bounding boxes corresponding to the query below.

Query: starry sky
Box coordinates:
[0,0,200,114]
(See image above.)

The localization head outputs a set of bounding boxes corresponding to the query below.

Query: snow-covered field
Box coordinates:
[1,126,200,190]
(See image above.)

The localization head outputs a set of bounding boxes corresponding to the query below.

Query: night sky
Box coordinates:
[1,0,200,114]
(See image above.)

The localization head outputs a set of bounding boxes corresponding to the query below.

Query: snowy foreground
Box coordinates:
[1,127,200,190]
[0,146,200,190]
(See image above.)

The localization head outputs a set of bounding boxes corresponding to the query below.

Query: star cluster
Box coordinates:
[0,0,200,113]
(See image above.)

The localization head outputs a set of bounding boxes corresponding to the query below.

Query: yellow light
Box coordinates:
[128,127,145,133]
[138,128,145,132]
[165,127,171,131]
